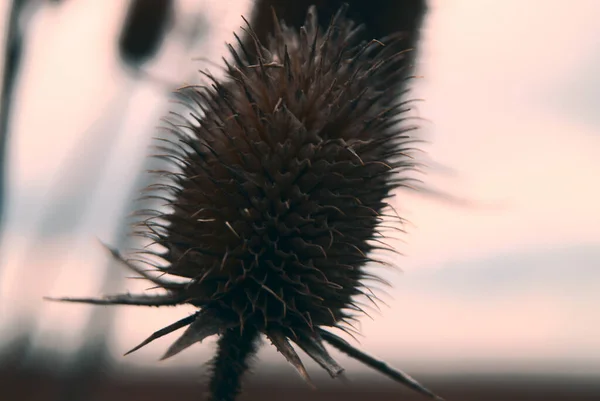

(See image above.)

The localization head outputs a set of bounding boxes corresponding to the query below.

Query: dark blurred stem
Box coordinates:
[0,0,29,233]
[248,0,427,59]
[209,327,260,401]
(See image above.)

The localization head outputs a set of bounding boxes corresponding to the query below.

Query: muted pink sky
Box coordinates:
[0,0,599,376]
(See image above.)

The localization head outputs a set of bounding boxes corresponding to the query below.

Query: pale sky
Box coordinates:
[0,0,598,377]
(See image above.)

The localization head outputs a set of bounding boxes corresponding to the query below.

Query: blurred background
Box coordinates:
[0,0,599,400]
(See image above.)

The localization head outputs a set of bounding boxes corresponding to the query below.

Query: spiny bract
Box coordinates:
[49,5,441,401]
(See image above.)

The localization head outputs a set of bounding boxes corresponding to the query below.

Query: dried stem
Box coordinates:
[208,327,260,401]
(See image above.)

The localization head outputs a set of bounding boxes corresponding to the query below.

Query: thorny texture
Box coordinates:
[208,327,260,401]
[48,5,442,401]
[249,0,427,67]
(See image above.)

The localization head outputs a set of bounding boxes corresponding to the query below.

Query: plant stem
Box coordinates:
[208,326,260,401]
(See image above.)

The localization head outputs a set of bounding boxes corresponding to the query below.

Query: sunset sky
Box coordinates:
[0,0,598,377]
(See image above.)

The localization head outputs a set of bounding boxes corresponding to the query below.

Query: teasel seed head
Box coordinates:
[47,4,442,401]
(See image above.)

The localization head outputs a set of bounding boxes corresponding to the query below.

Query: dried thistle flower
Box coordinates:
[48,5,442,401]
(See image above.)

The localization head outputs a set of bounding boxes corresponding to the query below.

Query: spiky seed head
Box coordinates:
[150,3,417,330]
[48,5,442,400]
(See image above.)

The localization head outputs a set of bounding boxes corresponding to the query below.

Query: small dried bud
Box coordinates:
[118,0,174,67]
